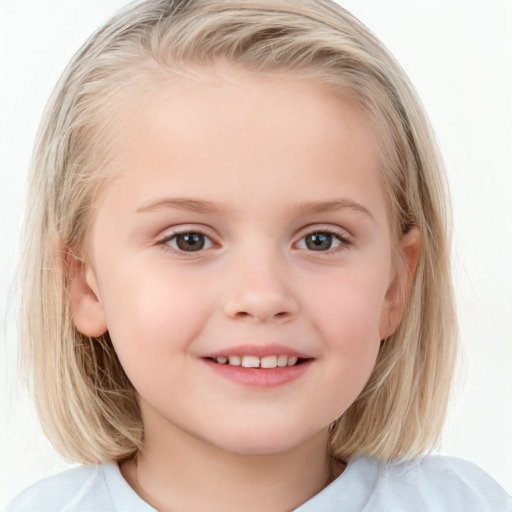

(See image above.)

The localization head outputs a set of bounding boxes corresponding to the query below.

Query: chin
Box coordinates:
[204,423,324,457]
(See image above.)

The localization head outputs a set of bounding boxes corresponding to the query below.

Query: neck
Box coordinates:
[121,418,341,512]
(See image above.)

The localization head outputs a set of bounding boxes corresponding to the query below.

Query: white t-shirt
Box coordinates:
[6,455,512,511]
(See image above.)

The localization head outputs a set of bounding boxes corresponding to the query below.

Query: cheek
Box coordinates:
[306,264,389,335]
[98,263,213,369]
[303,265,388,394]
[324,288,382,369]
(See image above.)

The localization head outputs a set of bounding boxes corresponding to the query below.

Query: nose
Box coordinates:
[223,253,300,323]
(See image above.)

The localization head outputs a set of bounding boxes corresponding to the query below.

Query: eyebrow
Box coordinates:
[136,197,229,214]
[291,199,374,220]
[136,197,373,219]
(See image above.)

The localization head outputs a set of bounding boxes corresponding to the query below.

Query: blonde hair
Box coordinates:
[20,0,456,463]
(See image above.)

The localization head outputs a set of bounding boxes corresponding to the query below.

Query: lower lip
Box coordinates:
[203,359,313,388]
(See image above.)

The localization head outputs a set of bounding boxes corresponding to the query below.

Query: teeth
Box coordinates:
[288,356,298,366]
[228,355,241,366]
[261,355,278,369]
[242,355,260,368]
[277,355,288,367]
[213,355,302,368]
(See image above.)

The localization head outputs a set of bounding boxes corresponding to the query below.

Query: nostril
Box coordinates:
[232,310,290,322]
[224,294,299,322]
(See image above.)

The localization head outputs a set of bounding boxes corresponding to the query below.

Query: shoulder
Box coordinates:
[358,455,512,512]
[5,464,115,512]
[297,455,511,512]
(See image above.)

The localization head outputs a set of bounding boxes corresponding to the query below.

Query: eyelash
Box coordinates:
[295,228,351,254]
[158,229,217,255]
[157,227,352,255]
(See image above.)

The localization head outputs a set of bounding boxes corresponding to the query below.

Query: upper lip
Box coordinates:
[201,343,313,359]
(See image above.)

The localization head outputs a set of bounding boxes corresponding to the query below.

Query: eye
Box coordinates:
[296,231,346,251]
[163,231,214,252]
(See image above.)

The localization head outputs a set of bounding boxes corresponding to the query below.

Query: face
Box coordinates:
[71,66,417,456]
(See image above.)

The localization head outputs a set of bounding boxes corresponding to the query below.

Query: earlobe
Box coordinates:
[68,254,108,337]
[379,227,421,339]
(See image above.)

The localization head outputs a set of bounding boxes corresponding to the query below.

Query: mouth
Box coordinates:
[201,346,314,387]
[205,354,308,368]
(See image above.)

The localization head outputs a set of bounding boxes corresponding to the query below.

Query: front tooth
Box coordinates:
[216,356,228,364]
[277,355,288,367]
[261,355,278,369]
[287,356,298,366]
[228,355,242,366]
[242,355,260,368]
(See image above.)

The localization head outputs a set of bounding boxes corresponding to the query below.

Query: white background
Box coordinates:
[0,0,511,507]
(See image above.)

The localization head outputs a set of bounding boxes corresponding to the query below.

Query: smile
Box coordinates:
[209,355,301,368]
[202,345,314,387]
[201,344,314,387]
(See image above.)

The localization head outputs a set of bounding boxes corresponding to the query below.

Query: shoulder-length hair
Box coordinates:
[20,0,456,463]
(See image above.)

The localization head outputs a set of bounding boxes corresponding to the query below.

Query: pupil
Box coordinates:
[306,233,332,251]
[177,233,205,251]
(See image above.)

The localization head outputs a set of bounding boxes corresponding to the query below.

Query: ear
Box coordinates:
[68,252,108,337]
[379,227,421,339]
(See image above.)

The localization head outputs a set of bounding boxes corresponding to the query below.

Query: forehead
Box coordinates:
[95,66,388,226]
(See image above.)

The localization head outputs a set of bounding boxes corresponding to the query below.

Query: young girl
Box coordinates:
[7,0,511,510]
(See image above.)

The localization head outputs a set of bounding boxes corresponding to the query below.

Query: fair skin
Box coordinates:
[71,66,419,512]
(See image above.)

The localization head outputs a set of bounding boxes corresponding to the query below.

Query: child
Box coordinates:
[7,0,511,510]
